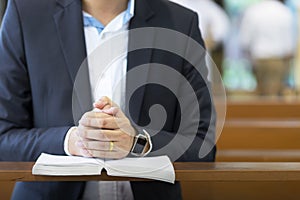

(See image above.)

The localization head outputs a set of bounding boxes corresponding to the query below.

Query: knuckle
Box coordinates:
[105,142,110,150]
[84,118,91,126]
[92,112,98,118]
[102,133,110,141]
[97,131,105,140]
[98,133,105,140]
[81,129,88,138]
[77,126,85,134]
[77,127,83,135]
[82,112,90,119]
[82,141,89,149]
[98,119,106,127]
[80,118,89,126]
[98,142,105,150]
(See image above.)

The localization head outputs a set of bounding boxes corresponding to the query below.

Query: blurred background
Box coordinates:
[165,1,300,198]
[1,0,300,99]
[172,0,300,101]
[1,0,300,199]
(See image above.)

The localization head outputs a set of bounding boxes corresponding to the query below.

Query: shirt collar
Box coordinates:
[83,0,135,34]
[83,12,104,34]
[124,0,135,24]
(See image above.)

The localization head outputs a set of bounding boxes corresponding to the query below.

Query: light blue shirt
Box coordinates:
[80,1,135,200]
[83,0,134,35]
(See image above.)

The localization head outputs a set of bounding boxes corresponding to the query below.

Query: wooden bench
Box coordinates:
[217,99,300,161]
[1,162,300,200]
[2,99,300,198]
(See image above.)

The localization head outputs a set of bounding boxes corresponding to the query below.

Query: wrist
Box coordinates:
[66,127,81,156]
[130,129,152,157]
[64,127,75,155]
[142,129,152,156]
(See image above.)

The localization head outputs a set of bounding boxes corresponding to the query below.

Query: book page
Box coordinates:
[104,156,175,183]
[32,153,104,176]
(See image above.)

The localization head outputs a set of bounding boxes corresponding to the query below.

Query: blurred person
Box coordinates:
[214,0,225,8]
[239,0,295,96]
[286,0,300,94]
[221,0,261,92]
[170,0,230,76]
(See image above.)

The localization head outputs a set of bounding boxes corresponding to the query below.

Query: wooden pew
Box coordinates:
[2,100,300,198]
[1,162,300,200]
[225,99,300,119]
[217,99,300,162]
[2,162,300,182]
[3,179,299,200]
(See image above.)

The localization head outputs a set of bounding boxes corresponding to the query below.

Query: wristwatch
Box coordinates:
[130,129,152,157]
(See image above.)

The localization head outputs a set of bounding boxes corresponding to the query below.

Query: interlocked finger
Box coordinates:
[78,128,124,141]
[86,150,128,159]
[79,116,121,129]
[78,140,112,151]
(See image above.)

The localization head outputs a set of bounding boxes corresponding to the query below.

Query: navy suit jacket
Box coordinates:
[0,0,216,199]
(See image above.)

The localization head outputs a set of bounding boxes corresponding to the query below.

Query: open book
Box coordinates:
[32,153,175,183]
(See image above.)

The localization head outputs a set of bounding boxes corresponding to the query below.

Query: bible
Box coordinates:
[32,153,175,183]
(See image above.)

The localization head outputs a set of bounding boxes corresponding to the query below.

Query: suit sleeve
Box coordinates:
[147,13,216,162]
[180,12,216,162]
[0,0,69,161]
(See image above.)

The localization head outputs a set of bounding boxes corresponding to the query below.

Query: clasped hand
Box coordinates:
[68,97,136,159]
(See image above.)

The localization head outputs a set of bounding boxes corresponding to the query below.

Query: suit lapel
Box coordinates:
[54,0,93,123]
[126,0,155,123]
[52,0,155,123]
[54,0,86,83]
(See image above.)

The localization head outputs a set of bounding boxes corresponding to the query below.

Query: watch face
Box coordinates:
[137,137,147,146]
[133,136,147,154]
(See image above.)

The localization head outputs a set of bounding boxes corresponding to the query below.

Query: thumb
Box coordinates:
[101,107,119,116]
[93,96,112,110]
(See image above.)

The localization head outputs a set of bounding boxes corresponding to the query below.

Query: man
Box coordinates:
[239,0,295,96]
[0,0,215,199]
